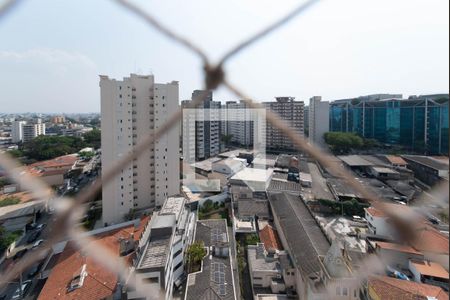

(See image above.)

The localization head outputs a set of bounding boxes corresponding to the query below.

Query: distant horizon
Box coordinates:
[1,91,448,115]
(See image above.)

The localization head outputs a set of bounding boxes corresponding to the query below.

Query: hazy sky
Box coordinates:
[0,0,448,113]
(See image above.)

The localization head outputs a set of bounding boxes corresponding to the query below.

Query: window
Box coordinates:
[343,287,348,296]
[336,287,341,296]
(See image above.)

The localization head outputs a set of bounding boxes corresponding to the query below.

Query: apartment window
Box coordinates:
[336,287,341,296]
[121,185,123,189]
[343,288,348,296]
[174,261,183,272]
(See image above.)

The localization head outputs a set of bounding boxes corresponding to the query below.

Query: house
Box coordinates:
[127,196,195,300]
[247,243,296,296]
[27,154,78,186]
[368,275,448,300]
[409,260,449,291]
[38,217,150,300]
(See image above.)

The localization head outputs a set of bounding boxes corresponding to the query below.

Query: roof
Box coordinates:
[268,192,330,275]
[412,225,449,255]
[230,168,273,183]
[365,207,386,218]
[402,155,449,171]
[268,179,302,192]
[337,155,374,167]
[375,241,423,255]
[185,219,236,300]
[371,166,399,174]
[369,275,449,300]
[237,199,269,218]
[38,217,150,300]
[29,154,78,170]
[410,260,449,279]
[248,243,280,272]
[385,155,407,166]
[259,225,283,251]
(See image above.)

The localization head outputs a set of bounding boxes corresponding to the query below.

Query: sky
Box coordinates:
[0,0,448,113]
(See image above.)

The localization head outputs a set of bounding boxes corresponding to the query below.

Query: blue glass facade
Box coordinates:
[329,97,449,155]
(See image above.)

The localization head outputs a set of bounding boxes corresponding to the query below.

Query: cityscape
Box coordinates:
[0,1,449,300]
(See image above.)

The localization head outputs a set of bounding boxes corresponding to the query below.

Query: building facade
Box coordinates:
[11,120,26,143]
[222,100,254,147]
[128,196,195,300]
[263,97,304,151]
[329,95,449,155]
[308,96,329,148]
[182,90,221,161]
[100,74,180,224]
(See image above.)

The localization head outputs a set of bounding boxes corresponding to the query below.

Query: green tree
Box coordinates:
[0,196,21,207]
[221,134,233,148]
[324,132,364,154]
[0,227,22,252]
[187,241,206,273]
[83,129,101,149]
[21,135,85,160]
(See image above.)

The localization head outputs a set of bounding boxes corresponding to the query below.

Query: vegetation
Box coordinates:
[318,198,369,217]
[198,200,230,225]
[244,233,260,246]
[79,150,95,160]
[324,132,364,154]
[0,196,21,207]
[221,134,233,148]
[83,129,101,149]
[0,227,23,252]
[20,135,85,160]
[187,241,206,273]
[7,149,24,158]
[0,177,11,189]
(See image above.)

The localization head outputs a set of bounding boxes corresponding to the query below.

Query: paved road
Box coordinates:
[308,162,334,200]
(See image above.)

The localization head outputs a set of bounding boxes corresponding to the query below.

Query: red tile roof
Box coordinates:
[412,225,449,255]
[369,275,449,300]
[38,217,149,300]
[29,154,78,170]
[376,241,423,255]
[259,224,283,251]
[410,260,449,279]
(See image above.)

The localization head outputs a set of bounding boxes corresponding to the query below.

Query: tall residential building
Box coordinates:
[308,96,329,147]
[263,97,304,151]
[11,120,26,143]
[329,95,449,155]
[21,119,46,143]
[100,74,180,225]
[182,90,221,161]
[222,100,254,147]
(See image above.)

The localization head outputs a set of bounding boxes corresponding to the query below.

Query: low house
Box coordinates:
[409,260,449,291]
[368,275,448,300]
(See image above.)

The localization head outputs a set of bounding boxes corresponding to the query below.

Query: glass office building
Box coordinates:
[330,96,449,155]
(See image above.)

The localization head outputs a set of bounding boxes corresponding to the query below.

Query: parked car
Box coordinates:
[27,263,41,278]
[35,223,45,230]
[11,280,32,299]
[13,249,28,260]
[27,231,41,243]
[32,239,44,249]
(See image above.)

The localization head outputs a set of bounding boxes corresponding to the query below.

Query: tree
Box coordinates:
[187,241,206,273]
[221,134,233,148]
[21,135,85,160]
[323,132,364,154]
[83,129,101,149]
[0,226,22,252]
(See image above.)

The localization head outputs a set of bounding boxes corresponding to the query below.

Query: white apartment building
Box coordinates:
[182,90,221,161]
[128,196,196,300]
[20,119,46,143]
[11,120,26,143]
[263,97,304,151]
[308,96,329,148]
[100,74,180,225]
[223,101,254,147]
